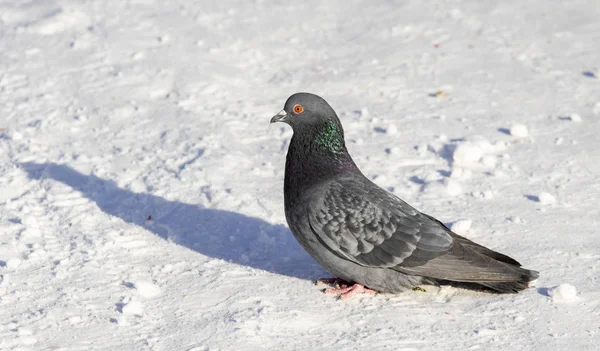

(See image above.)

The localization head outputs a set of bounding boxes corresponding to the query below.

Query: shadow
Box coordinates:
[115,302,126,314]
[437,144,456,165]
[557,116,570,121]
[428,91,445,98]
[537,287,550,297]
[524,194,539,202]
[437,169,451,177]
[497,128,511,135]
[408,176,425,185]
[19,162,322,280]
[582,71,596,78]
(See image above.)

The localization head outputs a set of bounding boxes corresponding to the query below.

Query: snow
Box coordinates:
[538,192,557,205]
[508,216,523,224]
[594,102,600,115]
[450,138,505,171]
[453,142,485,165]
[5,258,22,269]
[509,124,529,138]
[386,124,398,135]
[547,284,578,302]
[120,300,144,316]
[450,219,473,235]
[422,178,464,197]
[133,281,162,298]
[1,0,600,350]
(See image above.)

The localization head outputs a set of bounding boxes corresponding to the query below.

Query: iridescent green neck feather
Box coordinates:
[315,120,344,153]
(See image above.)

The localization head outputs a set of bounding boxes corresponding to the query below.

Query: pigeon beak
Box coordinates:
[270,110,288,124]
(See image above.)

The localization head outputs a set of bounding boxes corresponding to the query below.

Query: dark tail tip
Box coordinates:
[527,269,540,281]
[480,268,539,293]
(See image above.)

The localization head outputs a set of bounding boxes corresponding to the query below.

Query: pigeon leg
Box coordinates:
[324,283,376,300]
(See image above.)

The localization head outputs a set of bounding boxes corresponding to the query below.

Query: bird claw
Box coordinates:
[321,281,376,300]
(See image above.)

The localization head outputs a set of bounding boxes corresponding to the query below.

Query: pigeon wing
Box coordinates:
[308,177,453,268]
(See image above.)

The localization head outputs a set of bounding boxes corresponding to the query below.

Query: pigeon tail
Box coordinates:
[395,241,539,292]
[478,268,539,293]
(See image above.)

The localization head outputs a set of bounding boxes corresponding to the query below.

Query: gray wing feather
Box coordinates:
[308,177,453,268]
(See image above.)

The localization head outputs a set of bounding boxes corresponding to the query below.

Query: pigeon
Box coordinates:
[271,92,539,299]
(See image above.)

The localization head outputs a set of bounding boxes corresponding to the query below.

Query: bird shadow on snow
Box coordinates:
[497,128,511,135]
[536,287,550,297]
[524,194,539,202]
[19,162,323,281]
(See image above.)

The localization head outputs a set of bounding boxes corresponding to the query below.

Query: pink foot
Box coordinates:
[323,283,376,300]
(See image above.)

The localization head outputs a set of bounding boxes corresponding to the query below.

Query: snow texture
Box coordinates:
[121,300,144,316]
[134,281,162,298]
[1,1,600,350]
[509,124,529,138]
[453,142,485,165]
[450,219,473,235]
[547,284,578,302]
[538,192,557,205]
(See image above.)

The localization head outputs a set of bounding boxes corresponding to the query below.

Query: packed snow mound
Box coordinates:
[453,141,486,164]
[121,300,144,316]
[439,137,510,177]
[134,281,162,298]
[537,192,557,205]
[509,124,529,138]
[547,284,578,302]
[450,219,473,235]
[421,178,464,197]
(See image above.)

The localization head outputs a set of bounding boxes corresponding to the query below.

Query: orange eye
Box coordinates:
[293,104,304,114]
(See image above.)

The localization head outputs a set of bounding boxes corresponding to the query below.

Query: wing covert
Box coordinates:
[308,178,453,268]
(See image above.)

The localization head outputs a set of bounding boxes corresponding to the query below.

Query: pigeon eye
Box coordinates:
[293,104,304,114]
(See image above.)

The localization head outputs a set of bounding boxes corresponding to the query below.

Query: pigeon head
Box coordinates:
[271,92,346,153]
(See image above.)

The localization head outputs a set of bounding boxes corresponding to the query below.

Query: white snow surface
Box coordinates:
[538,192,557,205]
[1,1,600,350]
[121,300,144,316]
[509,124,529,138]
[547,284,578,302]
[450,219,473,236]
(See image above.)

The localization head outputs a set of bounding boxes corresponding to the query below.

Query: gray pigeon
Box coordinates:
[271,92,538,299]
